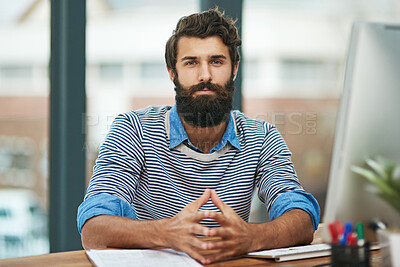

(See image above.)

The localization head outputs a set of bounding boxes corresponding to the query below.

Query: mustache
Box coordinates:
[173,75,235,99]
[187,82,229,97]
[190,82,218,92]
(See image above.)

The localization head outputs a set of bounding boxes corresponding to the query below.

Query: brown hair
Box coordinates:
[165,8,241,75]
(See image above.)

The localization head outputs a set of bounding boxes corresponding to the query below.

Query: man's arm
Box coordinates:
[201,190,314,264]
[81,215,165,249]
[81,189,213,265]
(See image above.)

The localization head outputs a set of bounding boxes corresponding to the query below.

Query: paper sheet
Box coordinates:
[247,243,331,257]
[86,248,203,267]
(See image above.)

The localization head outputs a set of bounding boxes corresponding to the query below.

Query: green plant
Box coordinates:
[352,156,400,214]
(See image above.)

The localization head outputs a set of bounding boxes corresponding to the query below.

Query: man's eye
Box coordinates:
[211,60,223,64]
[185,61,196,66]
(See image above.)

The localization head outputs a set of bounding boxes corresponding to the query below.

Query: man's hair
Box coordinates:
[165,8,241,74]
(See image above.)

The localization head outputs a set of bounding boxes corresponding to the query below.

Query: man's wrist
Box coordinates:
[151,218,172,248]
[247,223,264,252]
[247,221,280,252]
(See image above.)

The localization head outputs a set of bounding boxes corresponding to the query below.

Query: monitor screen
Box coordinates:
[323,22,400,241]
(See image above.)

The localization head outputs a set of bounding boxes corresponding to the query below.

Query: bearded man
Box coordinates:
[77,9,320,265]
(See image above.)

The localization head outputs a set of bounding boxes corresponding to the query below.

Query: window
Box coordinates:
[280,59,339,85]
[0,208,11,218]
[98,63,123,81]
[140,61,168,80]
[244,0,400,218]
[0,65,33,80]
[0,0,49,259]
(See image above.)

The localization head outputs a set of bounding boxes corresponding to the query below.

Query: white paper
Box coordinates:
[86,248,203,267]
[248,243,331,257]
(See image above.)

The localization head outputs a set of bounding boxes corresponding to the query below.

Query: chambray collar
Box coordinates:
[168,104,241,154]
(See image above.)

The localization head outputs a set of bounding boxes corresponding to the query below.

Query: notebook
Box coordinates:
[246,244,332,262]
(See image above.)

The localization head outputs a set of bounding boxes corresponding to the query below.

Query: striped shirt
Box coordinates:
[77,105,320,232]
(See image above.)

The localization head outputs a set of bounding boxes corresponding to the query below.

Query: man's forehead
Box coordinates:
[177,36,230,58]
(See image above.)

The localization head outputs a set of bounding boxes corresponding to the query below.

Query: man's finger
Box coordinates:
[205,238,235,250]
[186,235,210,250]
[190,211,209,223]
[210,189,227,213]
[207,211,228,226]
[183,246,208,265]
[203,248,237,265]
[189,188,211,211]
[206,225,230,238]
[187,221,211,236]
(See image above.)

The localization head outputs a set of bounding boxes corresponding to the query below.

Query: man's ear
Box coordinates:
[232,62,239,81]
[167,66,175,81]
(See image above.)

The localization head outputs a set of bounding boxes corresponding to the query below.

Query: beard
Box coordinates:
[174,76,235,128]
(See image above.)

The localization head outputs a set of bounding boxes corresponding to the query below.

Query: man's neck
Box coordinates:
[180,118,228,154]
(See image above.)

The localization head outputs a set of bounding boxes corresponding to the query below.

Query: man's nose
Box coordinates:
[198,63,212,83]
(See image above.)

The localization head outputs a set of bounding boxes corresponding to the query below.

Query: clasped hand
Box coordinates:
[161,188,255,265]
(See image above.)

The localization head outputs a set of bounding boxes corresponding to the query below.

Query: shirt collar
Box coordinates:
[168,104,241,153]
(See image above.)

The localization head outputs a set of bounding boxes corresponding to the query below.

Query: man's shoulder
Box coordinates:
[232,110,275,134]
[122,105,172,120]
[111,106,171,132]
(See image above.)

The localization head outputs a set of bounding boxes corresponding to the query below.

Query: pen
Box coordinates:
[328,222,339,243]
[356,222,365,246]
[347,232,357,246]
[341,222,353,246]
[334,220,344,238]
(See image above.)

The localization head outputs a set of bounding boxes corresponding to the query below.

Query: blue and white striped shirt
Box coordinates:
[77,105,320,233]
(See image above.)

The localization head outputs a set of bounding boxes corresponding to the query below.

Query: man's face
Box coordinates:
[169,36,239,127]
[170,36,236,94]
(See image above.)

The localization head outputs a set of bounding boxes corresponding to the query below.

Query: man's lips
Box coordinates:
[193,88,215,95]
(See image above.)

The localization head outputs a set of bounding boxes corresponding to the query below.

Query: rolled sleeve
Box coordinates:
[269,190,320,231]
[76,194,137,234]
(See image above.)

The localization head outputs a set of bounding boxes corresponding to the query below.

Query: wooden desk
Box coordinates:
[0,226,382,266]
[0,249,324,267]
[0,249,382,267]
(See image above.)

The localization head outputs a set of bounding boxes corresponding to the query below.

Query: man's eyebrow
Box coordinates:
[180,56,197,62]
[180,55,227,61]
[210,55,227,59]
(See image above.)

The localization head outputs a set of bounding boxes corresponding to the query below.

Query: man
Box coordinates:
[77,9,320,265]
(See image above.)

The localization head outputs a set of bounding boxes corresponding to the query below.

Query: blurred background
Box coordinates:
[0,0,399,259]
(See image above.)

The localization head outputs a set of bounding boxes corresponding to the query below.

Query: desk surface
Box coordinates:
[0,226,383,266]
[0,249,324,267]
[0,249,382,267]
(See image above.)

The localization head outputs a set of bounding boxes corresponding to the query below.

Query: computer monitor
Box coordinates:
[323,22,400,241]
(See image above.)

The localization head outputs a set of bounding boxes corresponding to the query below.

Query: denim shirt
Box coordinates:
[168,104,241,153]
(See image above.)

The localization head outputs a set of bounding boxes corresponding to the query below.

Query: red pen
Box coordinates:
[347,232,358,246]
[334,220,344,240]
[328,222,339,243]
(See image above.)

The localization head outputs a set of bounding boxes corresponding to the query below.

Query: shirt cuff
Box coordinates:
[269,190,320,231]
[76,194,137,234]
